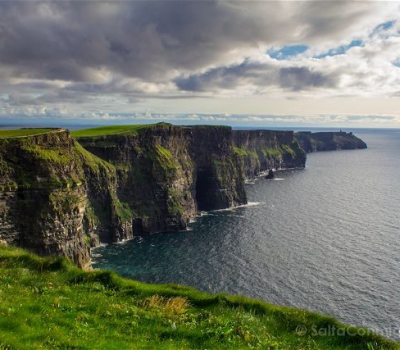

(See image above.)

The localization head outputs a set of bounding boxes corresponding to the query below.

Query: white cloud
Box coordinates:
[1,1,400,126]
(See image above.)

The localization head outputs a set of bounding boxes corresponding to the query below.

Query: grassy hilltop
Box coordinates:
[0,245,398,350]
[0,129,54,139]
[71,124,161,138]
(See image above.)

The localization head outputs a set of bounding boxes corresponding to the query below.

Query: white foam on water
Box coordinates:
[210,201,264,213]
[246,201,263,207]
[115,238,133,245]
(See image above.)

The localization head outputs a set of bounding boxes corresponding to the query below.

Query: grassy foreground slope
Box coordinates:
[0,246,398,350]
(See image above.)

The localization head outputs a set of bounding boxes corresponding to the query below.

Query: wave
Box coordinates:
[115,238,134,245]
[209,201,264,213]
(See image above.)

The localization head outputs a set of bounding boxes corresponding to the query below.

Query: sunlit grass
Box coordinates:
[0,245,398,349]
[0,129,53,138]
[71,125,154,138]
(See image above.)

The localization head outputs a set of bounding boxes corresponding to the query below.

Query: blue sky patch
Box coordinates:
[374,20,395,32]
[315,40,363,59]
[268,45,309,60]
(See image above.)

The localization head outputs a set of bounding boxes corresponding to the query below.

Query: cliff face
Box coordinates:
[77,124,248,234]
[0,130,125,268]
[232,130,306,179]
[76,125,308,235]
[295,131,367,152]
[0,124,366,266]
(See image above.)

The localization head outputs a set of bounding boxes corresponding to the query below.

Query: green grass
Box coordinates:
[0,129,53,139]
[113,198,134,223]
[73,141,115,173]
[167,188,184,216]
[71,124,172,138]
[21,144,73,165]
[263,147,282,158]
[280,144,296,157]
[233,147,258,159]
[0,245,398,350]
[233,147,248,157]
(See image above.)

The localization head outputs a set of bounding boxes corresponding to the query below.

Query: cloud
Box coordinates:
[0,1,400,126]
[0,1,396,82]
[175,60,337,92]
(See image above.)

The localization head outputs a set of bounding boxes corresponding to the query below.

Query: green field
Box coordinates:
[71,124,162,138]
[0,129,53,139]
[0,245,398,350]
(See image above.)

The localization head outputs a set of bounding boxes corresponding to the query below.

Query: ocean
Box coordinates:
[92,129,400,339]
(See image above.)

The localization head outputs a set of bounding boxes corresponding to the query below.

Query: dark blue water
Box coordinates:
[93,129,400,339]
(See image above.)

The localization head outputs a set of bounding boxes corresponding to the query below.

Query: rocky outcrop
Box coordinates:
[0,130,125,268]
[0,124,366,267]
[232,130,306,180]
[295,131,367,152]
[77,124,248,234]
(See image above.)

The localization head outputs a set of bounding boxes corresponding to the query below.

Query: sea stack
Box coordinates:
[265,169,274,179]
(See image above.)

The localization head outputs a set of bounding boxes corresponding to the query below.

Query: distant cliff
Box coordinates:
[0,124,366,266]
[233,130,306,179]
[295,131,367,152]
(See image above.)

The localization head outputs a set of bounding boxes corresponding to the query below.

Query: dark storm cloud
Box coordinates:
[279,67,335,91]
[175,61,336,92]
[0,1,378,83]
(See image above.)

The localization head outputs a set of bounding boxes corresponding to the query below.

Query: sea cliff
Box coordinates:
[0,124,367,266]
[0,129,130,268]
[295,131,367,152]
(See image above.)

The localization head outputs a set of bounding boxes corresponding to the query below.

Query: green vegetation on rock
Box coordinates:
[0,245,398,350]
[21,143,73,165]
[233,147,258,159]
[113,197,134,223]
[262,147,282,158]
[280,144,296,157]
[49,191,83,215]
[167,188,184,216]
[73,141,115,173]
[153,145,176,171]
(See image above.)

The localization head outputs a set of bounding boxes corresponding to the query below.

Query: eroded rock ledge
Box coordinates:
[0,124,366,267]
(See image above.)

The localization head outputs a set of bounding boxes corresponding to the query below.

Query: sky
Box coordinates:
[1,1,400,128]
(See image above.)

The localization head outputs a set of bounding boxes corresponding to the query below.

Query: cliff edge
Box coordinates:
[0,129,130,268]
[0,124,366,266]
[295,131,367,152]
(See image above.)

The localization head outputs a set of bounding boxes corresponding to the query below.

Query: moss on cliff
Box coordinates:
[20,143,73,165]
[149,145,177,175]
[73,141,115,173]
[263,147,281,158]
[112,196,134,224]
[0,129,126,267]
[167,188,185,216]
[49,190,83,215]
[233,147,258,159]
